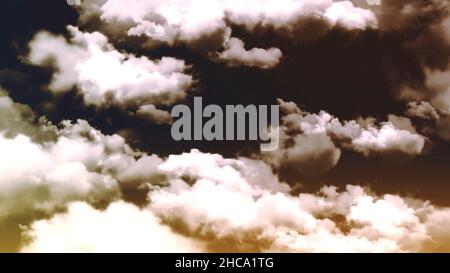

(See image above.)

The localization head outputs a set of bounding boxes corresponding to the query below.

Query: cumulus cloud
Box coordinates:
[76,0,377,50]
[266,130,342,177]
[21,149,450,253]
[0,93,440,253]
[260,100,426,178]
[0,90,167,225]
[72,0,377,69]
[217,37,283,69]
[225,0,377,31]
[274,99,426,160]
[0,122,119,222]
[5,0,450,254]
[27,26,193,109]
[350,123,425,157]
[140,150,450,252]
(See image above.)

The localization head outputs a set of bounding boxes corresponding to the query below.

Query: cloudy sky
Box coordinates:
[1,0,450,253]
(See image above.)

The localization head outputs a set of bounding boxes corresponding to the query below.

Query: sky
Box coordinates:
[0,0,450,253]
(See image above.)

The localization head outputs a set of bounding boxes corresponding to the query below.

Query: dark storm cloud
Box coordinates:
[371,0,450,145]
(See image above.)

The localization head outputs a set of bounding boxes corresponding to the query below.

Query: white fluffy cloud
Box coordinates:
[0,90,167,223]
[22,201,201,253]
[217,37,283,69]
[350,123,425,157]
[8,0,450,254]
[75,0,377,69]
[21,149,450,253]
[260,100,426,177]
[158,149,290,193]
[277,99,426,159]
[0,88,436,253]
[146,150,450,252]
[0,123,119,222]
[27,26,193,109]
[225,0,376,30]
[84,0,377,44]
[259,100,427,178]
